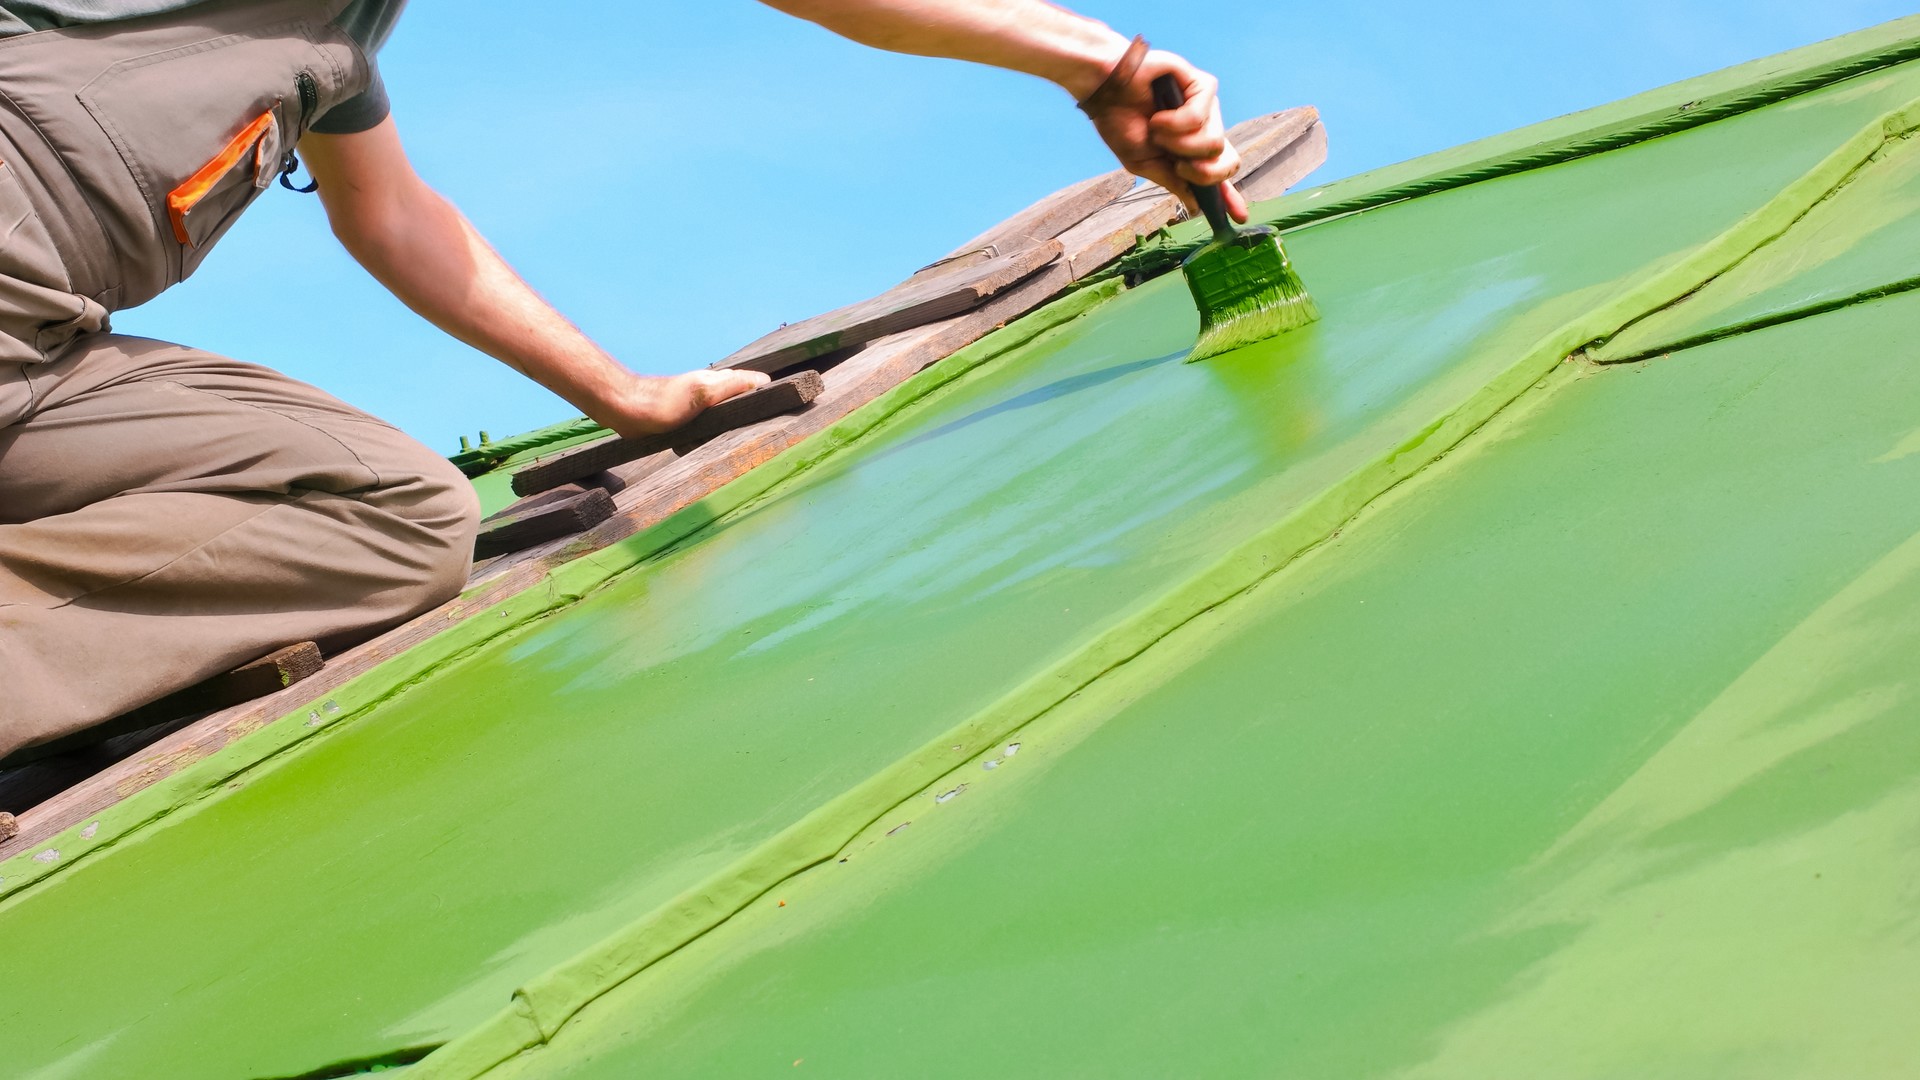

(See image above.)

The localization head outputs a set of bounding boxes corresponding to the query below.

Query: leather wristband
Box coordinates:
[1076,35,1149,114]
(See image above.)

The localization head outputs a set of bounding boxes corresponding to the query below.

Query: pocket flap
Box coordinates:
[166,110,278,247]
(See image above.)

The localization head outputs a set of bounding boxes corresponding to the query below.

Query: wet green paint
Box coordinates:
[494,289,1920,1080]
[1601,127,1920,362]
[6,49,1920,1080]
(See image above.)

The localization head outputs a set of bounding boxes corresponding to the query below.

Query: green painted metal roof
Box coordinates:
[7,16,1920,1079]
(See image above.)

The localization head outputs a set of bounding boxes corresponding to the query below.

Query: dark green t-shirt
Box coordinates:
[0,0,406,133]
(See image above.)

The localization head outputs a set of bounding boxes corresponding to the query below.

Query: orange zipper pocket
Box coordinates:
[167,110,277,247]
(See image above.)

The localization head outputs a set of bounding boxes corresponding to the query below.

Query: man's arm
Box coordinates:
[759,0,1250,220]
[300,120,768,440]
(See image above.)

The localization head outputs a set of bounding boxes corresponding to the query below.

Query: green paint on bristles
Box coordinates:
[1183,225,1319,363]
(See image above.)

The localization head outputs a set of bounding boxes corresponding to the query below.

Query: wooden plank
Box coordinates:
[1240,118,1329,203]
[916,170,1137,275]
[1228,107,1320,185]
[484,482,590,522]
[512,371,824,496]
[180,642,326,713]
[0,643,325,772]
[1057,181,1180,280]
[0,113,1324,860]
[715,241,1061,375]
[474,488,615,560]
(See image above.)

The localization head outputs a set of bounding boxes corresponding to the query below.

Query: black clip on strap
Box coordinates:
[279,149,319,194]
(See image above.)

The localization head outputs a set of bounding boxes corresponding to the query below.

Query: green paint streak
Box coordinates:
[488,289,1920,1080]
[1600,125,1920,362]
[4,37,1920,1080]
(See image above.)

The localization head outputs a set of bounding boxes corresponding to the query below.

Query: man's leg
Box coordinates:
[0,334,480,757]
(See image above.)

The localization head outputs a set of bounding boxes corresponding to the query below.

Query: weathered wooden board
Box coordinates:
[1240,117,1329,203]
[474,488,616,560]
[716,241,1062,375]
[512,371,824,496]
[919,170,1138,274]
[0,643,325,772]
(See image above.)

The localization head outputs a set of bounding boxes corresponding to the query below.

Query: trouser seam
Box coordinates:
[0,491,282,613]
[156,378,388,490]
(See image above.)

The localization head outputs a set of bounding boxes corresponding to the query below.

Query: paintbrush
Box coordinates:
[1151,75,1320,361]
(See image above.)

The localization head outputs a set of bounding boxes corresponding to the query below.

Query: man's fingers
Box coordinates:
[1138,53,1238,186]
[1145,67,1217,137]
[1223,182,1250,224]
[1081,48,1250,221]
[1175,142,1242,189]
[699,369,770,408]
[1153,123,1229,160]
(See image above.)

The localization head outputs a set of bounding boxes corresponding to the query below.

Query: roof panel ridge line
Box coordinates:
[1590,96,1920,365]
[404,107,1920,1076]
[0,281,1126,904]
[1245,16,1920,239]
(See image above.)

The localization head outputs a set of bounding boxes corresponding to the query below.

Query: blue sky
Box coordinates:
[118,0,1914,452]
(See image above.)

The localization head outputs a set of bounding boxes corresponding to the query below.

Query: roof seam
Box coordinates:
[1591,100,1920,363]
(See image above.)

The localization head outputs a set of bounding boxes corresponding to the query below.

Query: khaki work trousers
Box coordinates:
[0,334,480,758]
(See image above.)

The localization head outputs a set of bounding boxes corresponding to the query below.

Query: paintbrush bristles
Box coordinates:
[1190,291,1320,363]
[1182,227,1319,363]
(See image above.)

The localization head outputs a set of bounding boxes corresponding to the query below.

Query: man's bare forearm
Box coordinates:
[762,0,1251,219]
[302,120,765,438]
[759,0,1130,99]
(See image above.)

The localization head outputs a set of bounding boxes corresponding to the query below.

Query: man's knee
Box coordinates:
[392,452,481,610]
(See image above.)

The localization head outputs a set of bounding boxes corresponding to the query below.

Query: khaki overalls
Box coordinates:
[0,0,479,757]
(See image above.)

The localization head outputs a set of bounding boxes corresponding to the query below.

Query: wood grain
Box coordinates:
[1240,118,1329,203]
[473,488,616,560]
[512,371,824,496]
[715,242,1061,375]
[920,170,1137,273]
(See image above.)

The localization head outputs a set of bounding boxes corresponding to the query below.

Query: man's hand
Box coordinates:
[759,0,1249,220]
[602,369,771,439]
[1076,45,1249,223]
[301,120,766,439]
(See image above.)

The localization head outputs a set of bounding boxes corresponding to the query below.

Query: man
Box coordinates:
[0,0,1248,757]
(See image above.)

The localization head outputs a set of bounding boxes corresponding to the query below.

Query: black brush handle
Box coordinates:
[1150,73,1235,238]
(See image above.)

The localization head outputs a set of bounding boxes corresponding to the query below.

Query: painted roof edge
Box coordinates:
[1271,14,1920,227]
